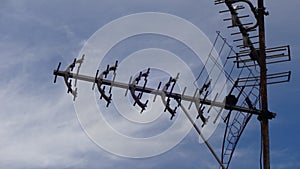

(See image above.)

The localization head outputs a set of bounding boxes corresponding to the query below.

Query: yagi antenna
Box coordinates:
[53,1,292,169]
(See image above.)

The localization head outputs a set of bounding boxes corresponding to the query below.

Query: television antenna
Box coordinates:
[215,0,291,168]
[53,1,291,169]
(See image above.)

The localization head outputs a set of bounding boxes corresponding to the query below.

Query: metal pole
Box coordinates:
[257,0,271,169]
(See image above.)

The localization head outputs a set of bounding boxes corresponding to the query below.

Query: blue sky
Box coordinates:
[0,0,299,169]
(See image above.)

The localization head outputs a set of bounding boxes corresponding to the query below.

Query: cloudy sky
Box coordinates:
[0,0,299,169]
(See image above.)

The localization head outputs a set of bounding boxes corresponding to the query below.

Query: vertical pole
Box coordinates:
[257,0,271,169]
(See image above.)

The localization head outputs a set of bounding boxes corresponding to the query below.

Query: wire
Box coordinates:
[260,121,263,169]
[259,92,263,169]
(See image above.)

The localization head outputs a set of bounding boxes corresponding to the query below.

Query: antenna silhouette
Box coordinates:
[53,1,291,169]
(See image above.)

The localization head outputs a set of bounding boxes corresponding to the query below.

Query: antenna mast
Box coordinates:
[215,0,291,168]
[258,0,270,168]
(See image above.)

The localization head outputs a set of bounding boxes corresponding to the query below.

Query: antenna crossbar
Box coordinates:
[53,68,273,117]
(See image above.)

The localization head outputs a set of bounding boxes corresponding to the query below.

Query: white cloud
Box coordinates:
[0,69,98,168]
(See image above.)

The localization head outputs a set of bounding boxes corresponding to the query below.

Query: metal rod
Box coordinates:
[257,0,271,168]
[179,102,226,169]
